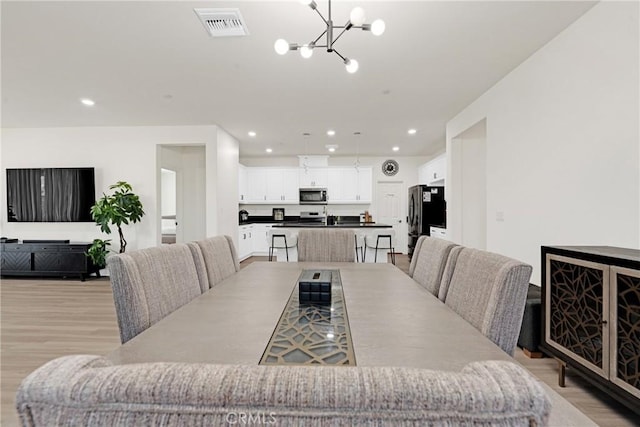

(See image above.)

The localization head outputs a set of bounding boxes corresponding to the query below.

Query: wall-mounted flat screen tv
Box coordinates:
[6,168,96,222]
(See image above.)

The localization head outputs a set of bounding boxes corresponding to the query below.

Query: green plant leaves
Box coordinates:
[86,238,112,267]
[90,181,145,252]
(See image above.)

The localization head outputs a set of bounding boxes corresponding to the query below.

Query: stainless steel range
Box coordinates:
[299,211,326,224]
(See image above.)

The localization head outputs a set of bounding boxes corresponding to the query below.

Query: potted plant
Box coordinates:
[90,181,145,253]
[86,238,112,269]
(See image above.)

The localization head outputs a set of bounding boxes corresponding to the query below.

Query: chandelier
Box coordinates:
[274,0,385,73]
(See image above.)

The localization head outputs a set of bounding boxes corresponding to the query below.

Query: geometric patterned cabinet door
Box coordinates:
[542,246,640,415]
[610,266,640,399]
[1,251,31,271]
[545,254,610,379]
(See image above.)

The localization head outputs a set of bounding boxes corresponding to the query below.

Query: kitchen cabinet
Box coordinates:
[238,225,253,260]
[299,167,328,188]
[326,167,372,204]
[246,169,267,203]
[280,168,299,203]
[418,154,446,186]
[238,164,248,203]
[243,168,299,204]
[429,226,447,239]
[238,223,275,259]
[541,246,640,413]
[251,223,275,255]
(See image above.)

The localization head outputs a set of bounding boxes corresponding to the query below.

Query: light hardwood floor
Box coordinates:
[1,256,639,426]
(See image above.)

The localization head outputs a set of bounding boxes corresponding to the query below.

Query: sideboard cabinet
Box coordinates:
[541,246,640,413]
[1,241,100,281]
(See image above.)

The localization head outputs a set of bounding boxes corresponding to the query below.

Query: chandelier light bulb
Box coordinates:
[349,7,366,26]
[274,39,289,55]
[345,58,359,73]
[300,44,314,59]
[371,19,386,36]
[299,0,317,10]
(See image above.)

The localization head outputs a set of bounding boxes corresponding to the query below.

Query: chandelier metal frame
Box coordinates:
[274,0,385,73]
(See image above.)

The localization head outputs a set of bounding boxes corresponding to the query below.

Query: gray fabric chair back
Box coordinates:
[107,244,207,343]
[408,236,458,298]
[17,355,551,426]
[187,235,240,288]
[441,247,532,356]
[297,229,355,262]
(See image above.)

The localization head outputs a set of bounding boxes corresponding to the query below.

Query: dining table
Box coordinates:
[108,261,596,426]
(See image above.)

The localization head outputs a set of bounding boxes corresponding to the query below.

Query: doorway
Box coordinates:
[158,145,206,245]
[376,181,405,254]
[160,168,177,244]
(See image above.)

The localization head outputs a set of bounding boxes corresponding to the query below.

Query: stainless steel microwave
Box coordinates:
[299,188,328,205]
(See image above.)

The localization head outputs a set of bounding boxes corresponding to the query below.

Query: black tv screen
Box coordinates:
[6,168,96,222]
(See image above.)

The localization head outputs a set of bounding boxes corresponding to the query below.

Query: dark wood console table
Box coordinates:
[541,245,640,414]
[0,241,100,281]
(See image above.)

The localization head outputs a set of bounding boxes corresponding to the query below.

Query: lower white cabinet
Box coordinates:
[238,225,253,261]
[238,224,276,260]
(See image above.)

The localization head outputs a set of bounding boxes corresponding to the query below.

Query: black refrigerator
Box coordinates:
[407,185,446,260]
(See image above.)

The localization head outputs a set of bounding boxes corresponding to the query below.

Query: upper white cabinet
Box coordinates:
[418,153,446,186]
[238,164,248,203]
[327,167,372,204]
[242,167,299,204]
[299,167,328,188]
[239,164,372,205]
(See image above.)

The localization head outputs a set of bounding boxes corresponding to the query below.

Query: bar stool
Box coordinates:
[364,230,396,264]
[268,229,297,262]
[354,231,366,262]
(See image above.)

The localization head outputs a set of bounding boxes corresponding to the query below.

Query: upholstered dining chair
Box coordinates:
[297,229,356,262]
[440,247,532,356]
[408,236,459,299]
[187,235,240,288]
[107,244,208,343]
[17,355,551,426]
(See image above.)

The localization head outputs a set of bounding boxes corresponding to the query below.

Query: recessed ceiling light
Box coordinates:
[325,144,338,153]
[392,146,399,152]
[328,147,335,152]
[248,131,256,137]
[408,129,417,135]
[265,148,273,153]
[327,130,336,137]
[80,98,95,106]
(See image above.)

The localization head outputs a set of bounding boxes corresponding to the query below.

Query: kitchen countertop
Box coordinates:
[273,222,391,228]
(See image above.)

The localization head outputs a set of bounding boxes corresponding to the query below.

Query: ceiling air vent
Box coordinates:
[194,8,249,37]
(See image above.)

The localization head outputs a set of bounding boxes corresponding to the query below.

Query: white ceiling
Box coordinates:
[1,1,596,158]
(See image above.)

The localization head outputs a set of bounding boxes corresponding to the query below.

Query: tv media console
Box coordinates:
[0,241,101,281]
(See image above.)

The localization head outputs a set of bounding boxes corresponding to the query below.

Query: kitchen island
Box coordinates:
[270,222,394,263]
[273,222,391,228]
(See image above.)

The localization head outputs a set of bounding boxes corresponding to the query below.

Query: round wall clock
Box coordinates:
[382,159,399,176]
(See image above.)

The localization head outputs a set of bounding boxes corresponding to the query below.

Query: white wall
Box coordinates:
[446,2,640,284]
[1,125,237,251]
[454,119,487,250]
